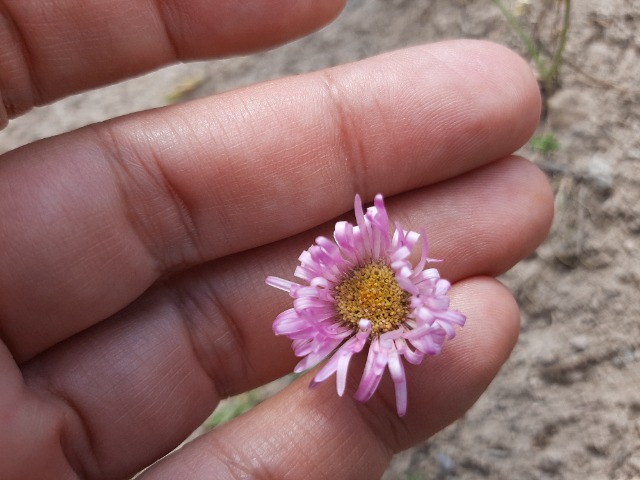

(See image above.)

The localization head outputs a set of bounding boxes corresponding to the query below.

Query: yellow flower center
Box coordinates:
[334,262,411,336]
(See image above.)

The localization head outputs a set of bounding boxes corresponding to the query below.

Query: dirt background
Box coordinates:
[2,1,639,479]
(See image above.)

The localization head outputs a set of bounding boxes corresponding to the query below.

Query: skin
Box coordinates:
[0,1,554,479]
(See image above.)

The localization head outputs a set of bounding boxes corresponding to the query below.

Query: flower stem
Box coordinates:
[547,0,572,85]
[492,0,572,94]
[491,0,546,77]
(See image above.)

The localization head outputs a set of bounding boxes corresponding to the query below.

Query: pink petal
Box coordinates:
[354,339,388,403]
[388,350,408,417]
[265,276,297,292]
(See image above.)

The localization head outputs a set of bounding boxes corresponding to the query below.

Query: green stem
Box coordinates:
[547,0,572,83]
[491,0,547,77]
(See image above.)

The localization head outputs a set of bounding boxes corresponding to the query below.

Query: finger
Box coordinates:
[0,0,345,124]
[0,40,541,360]
[140,277,520,480]
[21,157,551,479]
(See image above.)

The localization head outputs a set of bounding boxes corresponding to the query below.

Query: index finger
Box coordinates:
[0,0,345,125]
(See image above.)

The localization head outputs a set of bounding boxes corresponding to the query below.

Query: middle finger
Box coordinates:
[0,40,540,361]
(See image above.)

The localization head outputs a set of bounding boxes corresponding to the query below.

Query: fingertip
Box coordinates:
[462,156,554,270]
[449,276,521,368]
[413,39,542,155]
[509,156,555,252]
[427,39,542,131]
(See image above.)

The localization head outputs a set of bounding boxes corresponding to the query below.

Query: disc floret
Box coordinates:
[334,261,410,336]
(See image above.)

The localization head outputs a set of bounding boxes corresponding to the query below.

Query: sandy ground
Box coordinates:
[2,1,640,479]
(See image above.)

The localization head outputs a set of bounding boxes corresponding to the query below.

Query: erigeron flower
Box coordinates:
[266,194,465,416]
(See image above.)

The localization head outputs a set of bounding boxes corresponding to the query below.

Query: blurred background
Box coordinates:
[2,1,639,478]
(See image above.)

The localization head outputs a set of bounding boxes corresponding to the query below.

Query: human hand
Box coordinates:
[0,1,553,478]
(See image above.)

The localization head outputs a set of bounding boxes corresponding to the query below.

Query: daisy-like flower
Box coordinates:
[266,194,465,416]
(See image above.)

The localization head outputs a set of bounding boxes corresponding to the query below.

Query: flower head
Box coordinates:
[266,194,465,416]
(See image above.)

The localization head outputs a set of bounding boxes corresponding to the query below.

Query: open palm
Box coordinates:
[0,1,553,478]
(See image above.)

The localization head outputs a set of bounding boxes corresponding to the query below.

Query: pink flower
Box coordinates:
[266,194,465,416]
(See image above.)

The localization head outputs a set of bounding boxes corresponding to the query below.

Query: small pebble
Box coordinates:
[437,453,455,475]
[628,452,640,473]
[586,156,614,195]
[539,453,564,474]
[570,335,589,352]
